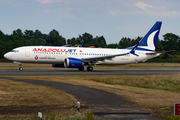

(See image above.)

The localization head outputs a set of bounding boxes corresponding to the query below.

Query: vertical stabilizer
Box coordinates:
[137,21,162,51]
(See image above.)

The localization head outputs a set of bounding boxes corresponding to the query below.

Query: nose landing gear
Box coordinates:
[14,61,23,71]
[19,66,23,71]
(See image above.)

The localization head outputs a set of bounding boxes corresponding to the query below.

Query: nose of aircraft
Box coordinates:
[4,52,11,60]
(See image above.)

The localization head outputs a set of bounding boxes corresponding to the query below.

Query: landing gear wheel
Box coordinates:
[78,66,84,71]
[19,67,23,71]
[87,66,93,71]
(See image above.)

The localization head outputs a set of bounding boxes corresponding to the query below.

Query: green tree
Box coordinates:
[13,29,24,40]
[67,33,108,47]
[96,36,107,47]
[0,41,14,58]
[119,37,131,48]
[131,36,142,46]
[161,33,180,51]
[24,30,34,39]
[81,33,93,47]
[67,37,81,46]
[107,43,119,48]
[0,30,5,42]
[155,39,164,51]
[46,29,66,46]
[34,30,46,45]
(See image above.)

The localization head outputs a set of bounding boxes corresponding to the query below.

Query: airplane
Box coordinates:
[4,21,168,71]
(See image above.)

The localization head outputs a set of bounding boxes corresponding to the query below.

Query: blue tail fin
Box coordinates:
[137,21,162,51]
[125,21,162,51]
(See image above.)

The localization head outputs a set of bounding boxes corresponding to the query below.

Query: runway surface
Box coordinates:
[0,68,180,75]
[0,77,163,120]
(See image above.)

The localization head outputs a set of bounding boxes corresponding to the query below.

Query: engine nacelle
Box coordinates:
[64,58,83,68]
[51,64,64,67]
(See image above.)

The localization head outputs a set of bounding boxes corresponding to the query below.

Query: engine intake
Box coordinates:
[64,58,83,68]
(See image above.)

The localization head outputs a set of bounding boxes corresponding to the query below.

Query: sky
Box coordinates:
[0,0,180,44]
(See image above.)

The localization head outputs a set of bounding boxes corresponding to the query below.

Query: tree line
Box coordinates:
[0,28,179,59]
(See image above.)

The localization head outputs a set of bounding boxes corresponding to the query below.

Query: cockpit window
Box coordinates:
[11,50,19,52]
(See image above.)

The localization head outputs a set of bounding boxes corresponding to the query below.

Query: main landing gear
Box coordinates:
[78,66,93,71]
[78,66,84,71]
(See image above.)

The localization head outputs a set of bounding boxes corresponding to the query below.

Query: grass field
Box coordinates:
[0,79,94,120]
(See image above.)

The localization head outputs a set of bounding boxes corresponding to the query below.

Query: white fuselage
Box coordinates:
[4,46,160,65]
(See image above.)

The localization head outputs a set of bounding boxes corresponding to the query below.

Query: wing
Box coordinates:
[81,42,139,63]
[82,52,130,63]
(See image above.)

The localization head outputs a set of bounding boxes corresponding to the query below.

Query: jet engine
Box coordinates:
[64,58,83,68]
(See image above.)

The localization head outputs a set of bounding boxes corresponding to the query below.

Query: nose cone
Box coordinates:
[4,52,11,60]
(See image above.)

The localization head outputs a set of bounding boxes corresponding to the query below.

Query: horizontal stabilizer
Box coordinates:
[146,50,175,55]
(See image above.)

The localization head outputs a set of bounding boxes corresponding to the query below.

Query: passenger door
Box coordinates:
[25,49,30,57]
